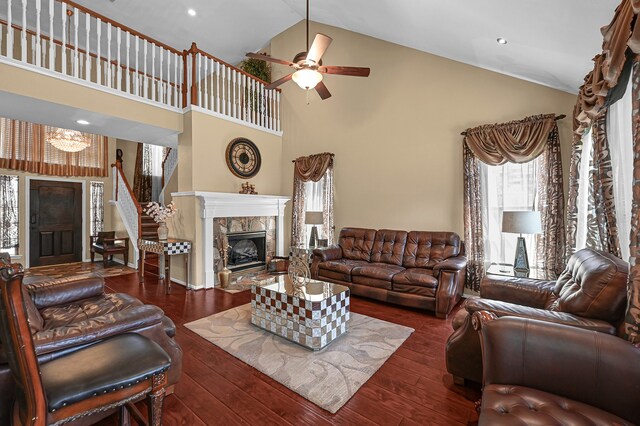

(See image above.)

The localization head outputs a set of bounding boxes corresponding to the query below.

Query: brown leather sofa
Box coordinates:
[311,227,467,318]
[0,272,183,424]
[476,315,640,425]
[445,248,629,384]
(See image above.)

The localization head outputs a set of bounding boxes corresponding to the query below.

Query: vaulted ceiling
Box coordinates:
[72,0,618,93]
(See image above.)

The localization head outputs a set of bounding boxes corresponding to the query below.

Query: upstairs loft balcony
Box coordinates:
[0,0,282,135]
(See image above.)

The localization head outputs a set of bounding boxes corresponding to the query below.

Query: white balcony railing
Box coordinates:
[0,1,282,132]
[1,0,184,109]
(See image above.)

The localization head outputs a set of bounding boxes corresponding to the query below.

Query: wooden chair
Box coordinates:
[90,231,130,267]
[0,261,171,425]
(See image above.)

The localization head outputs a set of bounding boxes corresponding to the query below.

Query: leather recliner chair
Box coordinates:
[475,315,640,425]
[0,262,183,424]
[445,248,629,384]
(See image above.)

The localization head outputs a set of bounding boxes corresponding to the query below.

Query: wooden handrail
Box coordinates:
[189,43,281,92]
[0,18,180,89]
[57,0,182,55]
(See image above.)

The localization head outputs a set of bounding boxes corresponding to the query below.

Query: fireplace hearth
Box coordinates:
[227,231,266,272]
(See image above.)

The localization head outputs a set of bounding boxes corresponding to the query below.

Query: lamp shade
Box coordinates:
[502,211,542,234]
[305,211,324,225]
[292,69,323,90]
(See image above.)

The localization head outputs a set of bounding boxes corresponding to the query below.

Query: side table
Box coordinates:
[486,263,544,279]
[138,238,192,294]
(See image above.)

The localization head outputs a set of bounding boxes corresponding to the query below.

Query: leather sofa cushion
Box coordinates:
[392,284,436,298]
[318,259,369,282]
[28,277,105,310]
[551,248,629,321]
[370,229,407,266]
[480,384,633,426]
[403,231,461,268]
[22,286,44,333]
[339,228,376,261]
[41,333,171,412]
[352,276,393,290]
[39,293,144,330]
[393,268,438,288]
[352,263,404,281]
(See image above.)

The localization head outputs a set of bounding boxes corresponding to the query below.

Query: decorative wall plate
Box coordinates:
[225,138,261,179]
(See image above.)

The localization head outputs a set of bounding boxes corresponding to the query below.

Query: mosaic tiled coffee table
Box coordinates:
[250,276,350,350]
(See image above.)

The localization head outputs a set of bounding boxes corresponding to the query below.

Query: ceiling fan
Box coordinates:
[245,0,370,100]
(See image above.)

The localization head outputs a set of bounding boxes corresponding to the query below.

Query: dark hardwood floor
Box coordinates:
[102,272,480,425]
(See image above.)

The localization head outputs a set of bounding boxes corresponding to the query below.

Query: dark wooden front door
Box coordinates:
[29,180,83,267]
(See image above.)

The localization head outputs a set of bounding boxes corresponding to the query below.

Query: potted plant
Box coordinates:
[144,202,177,240]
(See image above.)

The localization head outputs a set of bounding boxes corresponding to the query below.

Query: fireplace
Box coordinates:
[227,231,266,272]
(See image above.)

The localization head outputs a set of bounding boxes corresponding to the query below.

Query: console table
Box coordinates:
[138,238,192,294]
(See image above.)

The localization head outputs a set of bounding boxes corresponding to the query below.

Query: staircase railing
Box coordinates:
[159,147,177,204]
[112,160,142,266]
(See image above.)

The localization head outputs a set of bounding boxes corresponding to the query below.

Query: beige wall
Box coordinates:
[271,21,577,242]
[116,139,139,184]
[1,138,116,265]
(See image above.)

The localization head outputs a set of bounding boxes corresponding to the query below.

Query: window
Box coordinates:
[0,175,19,255]
[304,178,326,244]
[481,160,539,268]
[90,181,104,237]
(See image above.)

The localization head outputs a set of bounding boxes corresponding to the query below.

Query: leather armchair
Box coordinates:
[0,273,183,424]
[445,248,629,384]
[476,315,640,425]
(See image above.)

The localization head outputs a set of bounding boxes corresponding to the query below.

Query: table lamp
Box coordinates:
[305,211,324,248]
[502,211,542,274]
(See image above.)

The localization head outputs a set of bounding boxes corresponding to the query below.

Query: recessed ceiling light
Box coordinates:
[76,119,90,125]
[497,37,508,45]
[187,9,196,16]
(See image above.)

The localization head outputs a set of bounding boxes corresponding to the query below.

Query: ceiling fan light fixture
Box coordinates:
[292,68,323,90]
[46,127,91,152]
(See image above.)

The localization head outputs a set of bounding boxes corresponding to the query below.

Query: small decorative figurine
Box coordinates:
[239,182,258,194]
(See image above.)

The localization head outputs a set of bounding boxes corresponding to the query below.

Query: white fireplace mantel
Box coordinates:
[172,191,290,288]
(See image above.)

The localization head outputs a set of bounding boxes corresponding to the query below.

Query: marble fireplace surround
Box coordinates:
[172,192,290,288]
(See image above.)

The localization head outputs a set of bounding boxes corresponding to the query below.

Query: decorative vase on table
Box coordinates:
[157,222,169,241]
[218,267,231,288]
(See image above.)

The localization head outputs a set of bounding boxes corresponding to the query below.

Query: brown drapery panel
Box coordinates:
[574,0,640,136]
[623,59,640,343]
[132,143,152,203]
[565,131,584,259]
[462,144,485,292]
[463,114,556,165]
[291,153,335,247]
[535,124,566,279]
[0,118,109,177]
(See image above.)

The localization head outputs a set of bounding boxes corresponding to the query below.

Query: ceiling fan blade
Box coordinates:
[315,81,332,100]
[319,66,371,77]
[306,34,333,64]
[266,74,293,90]
[246,52,294,67]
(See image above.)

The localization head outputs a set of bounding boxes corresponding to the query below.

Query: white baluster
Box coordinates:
[96,18,102,85]
[233,70,238,118]
[242,74,247,121]
[35,0,41,66]
[197,53,202,107]
[20,0,26,62]
[166,49,171,105]
[143,40,148,99]
[251,79,256,124]
[215,61,220,113]
[135,37,139,96]
[73,8,79,77]
[125,32,130,94]
[85,13,90,81]
[151,43,156,101]
[106,23,112,87]
[227,67,232,116]
[48,0,54,69]
[276,91,281,131]
[174,52,179,107]
[202,56,208,110]
[261,84,266,127]
[116,27,121,90]
[209,58,215,111]
[7,0,13,59]
[159,46,163,103]
[61,2,67,74]
[30,34,35,64]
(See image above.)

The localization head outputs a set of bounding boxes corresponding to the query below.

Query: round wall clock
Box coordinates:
[225,138,262,179]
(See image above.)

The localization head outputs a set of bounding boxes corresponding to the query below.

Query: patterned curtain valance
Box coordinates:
[293,152,334,182]
[574,0,640,136]
[463,114,556,165]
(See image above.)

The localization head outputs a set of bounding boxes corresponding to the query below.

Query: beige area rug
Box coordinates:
[185,304,414,413]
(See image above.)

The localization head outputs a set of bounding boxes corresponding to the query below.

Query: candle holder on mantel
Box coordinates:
[240,182,258,194]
